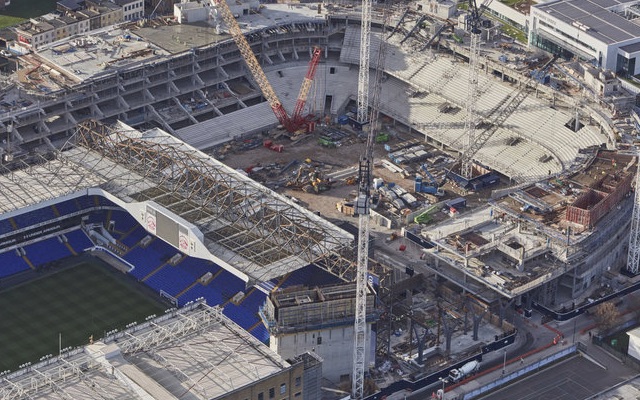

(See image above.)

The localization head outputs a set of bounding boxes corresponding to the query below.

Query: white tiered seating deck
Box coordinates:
[176,102,277,150]
[339,26,606,182]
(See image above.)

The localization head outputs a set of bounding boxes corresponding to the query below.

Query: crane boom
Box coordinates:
[213,0,292,130]
[291,47,323,127]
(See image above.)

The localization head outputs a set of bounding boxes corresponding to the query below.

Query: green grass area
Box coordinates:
[0,0,56,29]
[499,0,521,7]
[500,24,528,44]
[0,15,24,29]
[0,258,165,371]
[1,0,56,18]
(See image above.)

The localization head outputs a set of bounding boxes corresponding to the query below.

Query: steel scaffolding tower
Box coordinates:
[628,154,640,274]
[461,0,482,180]
[353,0,372,396]
[356,0,371,125]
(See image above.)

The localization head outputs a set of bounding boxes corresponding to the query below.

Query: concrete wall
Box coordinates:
[270,324,373,383]
[222,362,305,400]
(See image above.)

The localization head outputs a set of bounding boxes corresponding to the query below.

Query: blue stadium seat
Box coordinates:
[118,226,147,248]
[145,266,195,297]
[223,303,258,330]
[279,264,342,289]
[240,289,267,312]
[74,195,96,211]
[63,229,94,252]
[179,284,224,306]
[13,206,57,229]
[23,237,69,267]
[97,196,118,207]
[84,210,107,225]
[0,219,13,236]
[0,250,31,278]
[216,270,246,301]
[124,246,165,280]
[179,257,221,279]
[109,210,139,236]
[54,199,80,216]
[251,323,270,344]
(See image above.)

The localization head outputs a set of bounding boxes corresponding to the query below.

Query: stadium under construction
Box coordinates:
[0,0,638,399]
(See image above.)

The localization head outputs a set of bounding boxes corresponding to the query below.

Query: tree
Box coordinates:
[593,301,620,334]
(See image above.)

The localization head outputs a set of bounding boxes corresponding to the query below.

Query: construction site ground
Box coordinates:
[217,127,404,220]
[217,124,506,233]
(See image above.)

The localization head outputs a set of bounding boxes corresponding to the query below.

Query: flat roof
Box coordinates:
[36,26,170,81]
[27,2,326,83]
[135,21,228,54]
[0,302,293,400]
[534,0,640,44]
[135,3,326,54]
[619,41,640,53]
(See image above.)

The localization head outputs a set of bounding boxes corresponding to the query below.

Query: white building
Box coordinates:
[113,0,145,21]
[174,0,260,24]
[262,284,377,384]
[416,0,457,20]
[529,0,640,76]
[485,0,528,32]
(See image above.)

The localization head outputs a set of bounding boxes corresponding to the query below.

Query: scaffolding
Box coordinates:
[70,120,355,283]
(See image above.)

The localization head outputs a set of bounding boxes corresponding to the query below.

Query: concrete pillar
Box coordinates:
[441,310,454,356]
[498,299,514,326]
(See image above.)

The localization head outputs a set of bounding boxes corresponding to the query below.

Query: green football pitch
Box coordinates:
[0,257,166,372]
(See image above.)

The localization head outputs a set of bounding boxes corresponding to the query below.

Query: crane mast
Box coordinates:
[461,0,482,180]
[353,0,372,396]
[628,154,640,274]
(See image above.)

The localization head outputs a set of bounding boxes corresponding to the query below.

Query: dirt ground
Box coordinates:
[211,125,497,228]
[214,125,424,222]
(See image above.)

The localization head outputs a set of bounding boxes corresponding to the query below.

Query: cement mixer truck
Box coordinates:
[448,360,479,383]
